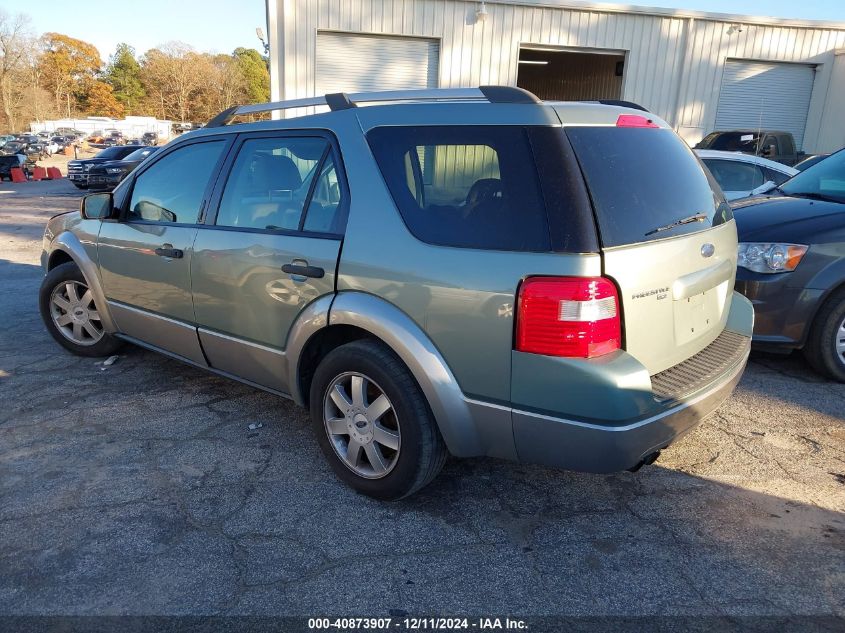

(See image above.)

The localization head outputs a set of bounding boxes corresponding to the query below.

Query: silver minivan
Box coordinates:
[39,87,753,499]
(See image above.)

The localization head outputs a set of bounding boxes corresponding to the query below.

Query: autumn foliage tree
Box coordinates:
[38,32,102,117]
[80,79,124,118]
[0,10,271,133]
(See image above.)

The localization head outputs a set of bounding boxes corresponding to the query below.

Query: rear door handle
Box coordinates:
[154,245,184,259]
[282,263,325,279]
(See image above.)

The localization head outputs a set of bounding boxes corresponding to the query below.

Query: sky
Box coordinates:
[8,0,844,63]
[12,0,268,61]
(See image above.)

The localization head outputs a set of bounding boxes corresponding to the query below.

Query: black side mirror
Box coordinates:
[80,192,114,220]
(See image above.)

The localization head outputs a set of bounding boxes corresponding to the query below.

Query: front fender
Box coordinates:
[49,231,118,333]
[326,291,487,457]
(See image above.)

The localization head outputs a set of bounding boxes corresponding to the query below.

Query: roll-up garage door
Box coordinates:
[715,60,815,150]
[316,32,439,95]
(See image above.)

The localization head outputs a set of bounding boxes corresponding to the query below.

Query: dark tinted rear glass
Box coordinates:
[367,126,551,252]
[95,147,127,159]
[566,127,731,247]
[697,132,760,152]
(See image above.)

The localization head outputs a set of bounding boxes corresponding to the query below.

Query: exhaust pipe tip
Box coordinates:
[627,450,661,473]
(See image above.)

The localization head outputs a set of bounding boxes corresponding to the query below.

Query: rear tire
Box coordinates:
[804,289,845,382]
[309,339,448,500]
[39,262,123,358]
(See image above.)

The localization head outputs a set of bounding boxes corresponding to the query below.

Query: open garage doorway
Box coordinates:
[516,46,626,101]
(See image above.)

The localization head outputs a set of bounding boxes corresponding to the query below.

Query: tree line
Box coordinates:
[0,9,270,132]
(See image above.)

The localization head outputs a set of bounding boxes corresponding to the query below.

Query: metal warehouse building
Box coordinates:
[266,0,845,153]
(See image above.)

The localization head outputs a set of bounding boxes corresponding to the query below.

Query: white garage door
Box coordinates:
[316,32,439,95]
[715,60,815,150]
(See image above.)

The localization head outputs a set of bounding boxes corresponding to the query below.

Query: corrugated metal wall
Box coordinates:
[273,0,845,152]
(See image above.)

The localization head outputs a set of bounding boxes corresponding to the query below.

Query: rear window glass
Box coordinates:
[367,126,551,251]
[566,127,732,247]
[696,132,760,152]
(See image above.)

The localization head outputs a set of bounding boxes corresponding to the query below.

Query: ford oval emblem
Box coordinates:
[701,243,715,258]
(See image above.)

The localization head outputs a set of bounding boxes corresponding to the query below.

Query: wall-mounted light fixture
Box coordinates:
[726,24,744,35]
[476,1,489,23]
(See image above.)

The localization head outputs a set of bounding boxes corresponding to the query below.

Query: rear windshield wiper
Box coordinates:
[785,191,844,204]
[645,213,708,236]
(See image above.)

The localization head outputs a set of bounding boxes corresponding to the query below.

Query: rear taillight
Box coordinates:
[515,277,621,358]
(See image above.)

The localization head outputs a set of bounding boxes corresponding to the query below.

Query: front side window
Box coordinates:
[367,126,550,251]
[703,159,764,192]
[127,140,225,223]
[215,137,329,231]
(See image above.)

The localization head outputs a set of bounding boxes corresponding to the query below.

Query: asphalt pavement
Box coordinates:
[0,179,843,625]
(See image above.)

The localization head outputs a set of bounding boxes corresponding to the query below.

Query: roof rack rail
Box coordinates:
[205,85,541,127]
[596,99,650,112]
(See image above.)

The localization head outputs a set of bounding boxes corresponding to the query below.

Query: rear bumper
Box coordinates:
[511,344,748,472]
[503,292,754,472]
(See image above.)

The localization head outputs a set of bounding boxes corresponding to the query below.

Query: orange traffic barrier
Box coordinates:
[10,167,26,182]
[47,167,63,179]
[32,166,47,181]
[63,146,73,156]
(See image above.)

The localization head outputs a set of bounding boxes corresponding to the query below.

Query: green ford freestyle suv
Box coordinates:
[39,87,753,499]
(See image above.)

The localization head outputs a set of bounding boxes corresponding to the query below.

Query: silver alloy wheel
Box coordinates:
[323,371,401,479]
[49,280,104,346]
[837,315,845,364]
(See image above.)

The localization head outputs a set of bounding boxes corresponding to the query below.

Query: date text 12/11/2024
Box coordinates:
[307,617,529,630]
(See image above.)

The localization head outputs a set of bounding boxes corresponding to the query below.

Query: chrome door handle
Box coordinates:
[282,263,324,279]
[154,245,183,259]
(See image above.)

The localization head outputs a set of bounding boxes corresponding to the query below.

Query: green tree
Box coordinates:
[233,47,269,104]
[105,43,144,112]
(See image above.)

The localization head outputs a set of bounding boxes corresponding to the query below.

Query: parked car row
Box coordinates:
[66,145,157,190]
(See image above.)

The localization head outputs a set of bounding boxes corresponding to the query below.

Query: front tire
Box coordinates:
[804,289,845,382]
[39,262,123,357]
[309,339,448,500]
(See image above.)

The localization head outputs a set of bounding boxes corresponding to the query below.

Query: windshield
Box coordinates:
[780,149,845,203]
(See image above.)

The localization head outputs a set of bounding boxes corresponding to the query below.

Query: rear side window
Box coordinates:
[216,137,328,231]
[566,127,732,247]
[703,159,764,192]
[763,167,791,186]
[367,126,550,251]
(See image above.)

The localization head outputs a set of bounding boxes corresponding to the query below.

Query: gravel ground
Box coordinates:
[0,179,843,624]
